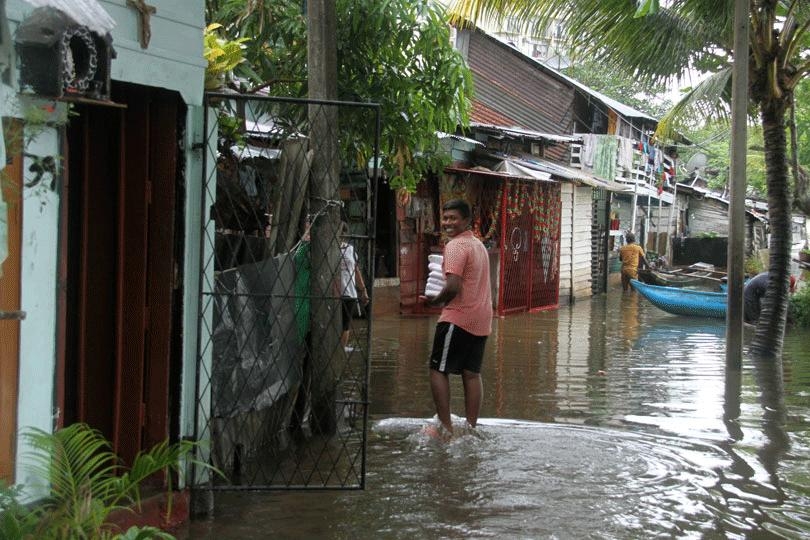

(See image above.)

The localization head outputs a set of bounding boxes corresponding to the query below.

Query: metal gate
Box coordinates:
[498,180,561,314]
[500,181,533,313]
[193,94,380,490]
[529,181,561,309]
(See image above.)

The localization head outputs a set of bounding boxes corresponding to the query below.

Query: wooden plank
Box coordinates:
[144,90,179,450]
[0,120,23,483]
[114,83,149,465]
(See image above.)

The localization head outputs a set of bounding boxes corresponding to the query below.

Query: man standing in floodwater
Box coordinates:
[424,199,493,437]
[744,271,796,323]
[619,232,649,292]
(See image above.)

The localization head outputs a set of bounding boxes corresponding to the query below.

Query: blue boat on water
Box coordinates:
[630,279,727,318]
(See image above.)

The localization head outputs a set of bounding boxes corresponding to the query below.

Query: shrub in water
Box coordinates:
[789,283,810,327]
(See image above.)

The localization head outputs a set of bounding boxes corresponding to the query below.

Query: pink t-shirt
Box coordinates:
[438,230,493,336]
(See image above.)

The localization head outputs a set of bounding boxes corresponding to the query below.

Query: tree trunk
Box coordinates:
[750,96,792,358]
[794,165,810,216]
[787,99,810,215]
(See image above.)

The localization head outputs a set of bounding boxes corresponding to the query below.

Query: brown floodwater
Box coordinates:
[179,288,810,539]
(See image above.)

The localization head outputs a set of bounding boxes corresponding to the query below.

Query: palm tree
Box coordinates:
[448,0,810,357]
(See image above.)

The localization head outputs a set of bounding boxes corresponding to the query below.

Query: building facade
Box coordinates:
[0,0,206,494]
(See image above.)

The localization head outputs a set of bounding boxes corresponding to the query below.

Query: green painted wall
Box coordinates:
[3,0,206,490]
[99,0,206,106]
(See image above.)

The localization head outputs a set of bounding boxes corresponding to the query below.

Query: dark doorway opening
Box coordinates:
[60,82,185,466]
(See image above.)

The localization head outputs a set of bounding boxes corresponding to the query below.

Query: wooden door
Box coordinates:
[0,119,22,483]
[61,84,181,465]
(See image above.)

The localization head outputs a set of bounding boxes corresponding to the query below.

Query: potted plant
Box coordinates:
[800,243,810,263]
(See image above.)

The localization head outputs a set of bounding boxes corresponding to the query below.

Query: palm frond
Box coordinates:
[24,425,120,503]
[14,423,222,538]
[781,14,810,74]
[447,0,520,28]
[446,0,733,86]
[655,67,734,141]
[564,1,730,86]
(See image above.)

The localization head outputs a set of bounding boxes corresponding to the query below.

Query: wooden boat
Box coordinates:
[630,279,727,318]
[637,269,706,288]
[665,263,727,284]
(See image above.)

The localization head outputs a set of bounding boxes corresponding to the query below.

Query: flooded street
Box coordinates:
[180,289,810,539]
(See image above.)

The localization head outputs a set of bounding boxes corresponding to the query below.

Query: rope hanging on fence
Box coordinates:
[289,197,344,255]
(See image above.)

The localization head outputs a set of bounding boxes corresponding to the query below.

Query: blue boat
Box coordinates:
[630,279,727,318]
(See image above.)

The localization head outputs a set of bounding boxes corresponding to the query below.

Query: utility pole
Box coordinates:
[307,0,341,434]
[726,0,748,368]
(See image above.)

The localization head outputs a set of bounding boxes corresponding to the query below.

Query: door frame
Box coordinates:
[0,119,23,483]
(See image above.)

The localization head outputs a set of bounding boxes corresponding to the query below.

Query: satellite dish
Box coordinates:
[685,152,708,173]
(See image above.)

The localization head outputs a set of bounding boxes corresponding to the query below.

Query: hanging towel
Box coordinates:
[618,137,635,172]
[592,135,618,181]
[580,134,596,168]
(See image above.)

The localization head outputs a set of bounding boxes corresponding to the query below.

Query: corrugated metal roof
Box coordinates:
[466,30,575,137]
[676,182,766,222]
[492,160,553,181]
[21,0,116,34]
[473,28,657,124]
[436,131,484,146]
[448,152,630,192]
[544,63,657,123]
[445,164,554,182]
[508,156,632,192]
[471,100,517,126]
[471,122,579,143]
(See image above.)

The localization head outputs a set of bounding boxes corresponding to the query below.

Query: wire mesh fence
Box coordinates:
[194,94,380,490]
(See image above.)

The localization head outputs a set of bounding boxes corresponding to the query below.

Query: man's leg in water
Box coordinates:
[430,369,453,433]
[462,369,482,428]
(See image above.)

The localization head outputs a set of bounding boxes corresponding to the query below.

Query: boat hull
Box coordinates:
[630,279,727,318]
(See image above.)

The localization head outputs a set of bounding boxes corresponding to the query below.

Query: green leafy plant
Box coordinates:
[216,112,246,147]
[1,102,72,195]
[789,283,810,328]
[203,23,249,91]
[744,255,764,276]
[205,0,474,192]
[0,423,220,540]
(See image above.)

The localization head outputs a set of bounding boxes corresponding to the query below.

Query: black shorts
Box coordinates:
[430,322,487,374]
[341,297,358,332]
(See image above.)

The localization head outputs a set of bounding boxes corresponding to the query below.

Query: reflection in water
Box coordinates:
[618,292,640,346]
[181,291,810,539]
[751,357,790,477]
[723,367,743,441]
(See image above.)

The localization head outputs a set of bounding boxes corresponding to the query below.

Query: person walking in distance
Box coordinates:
[339,222,369,349]
[424,199,493,437]
[619,232,649,292]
